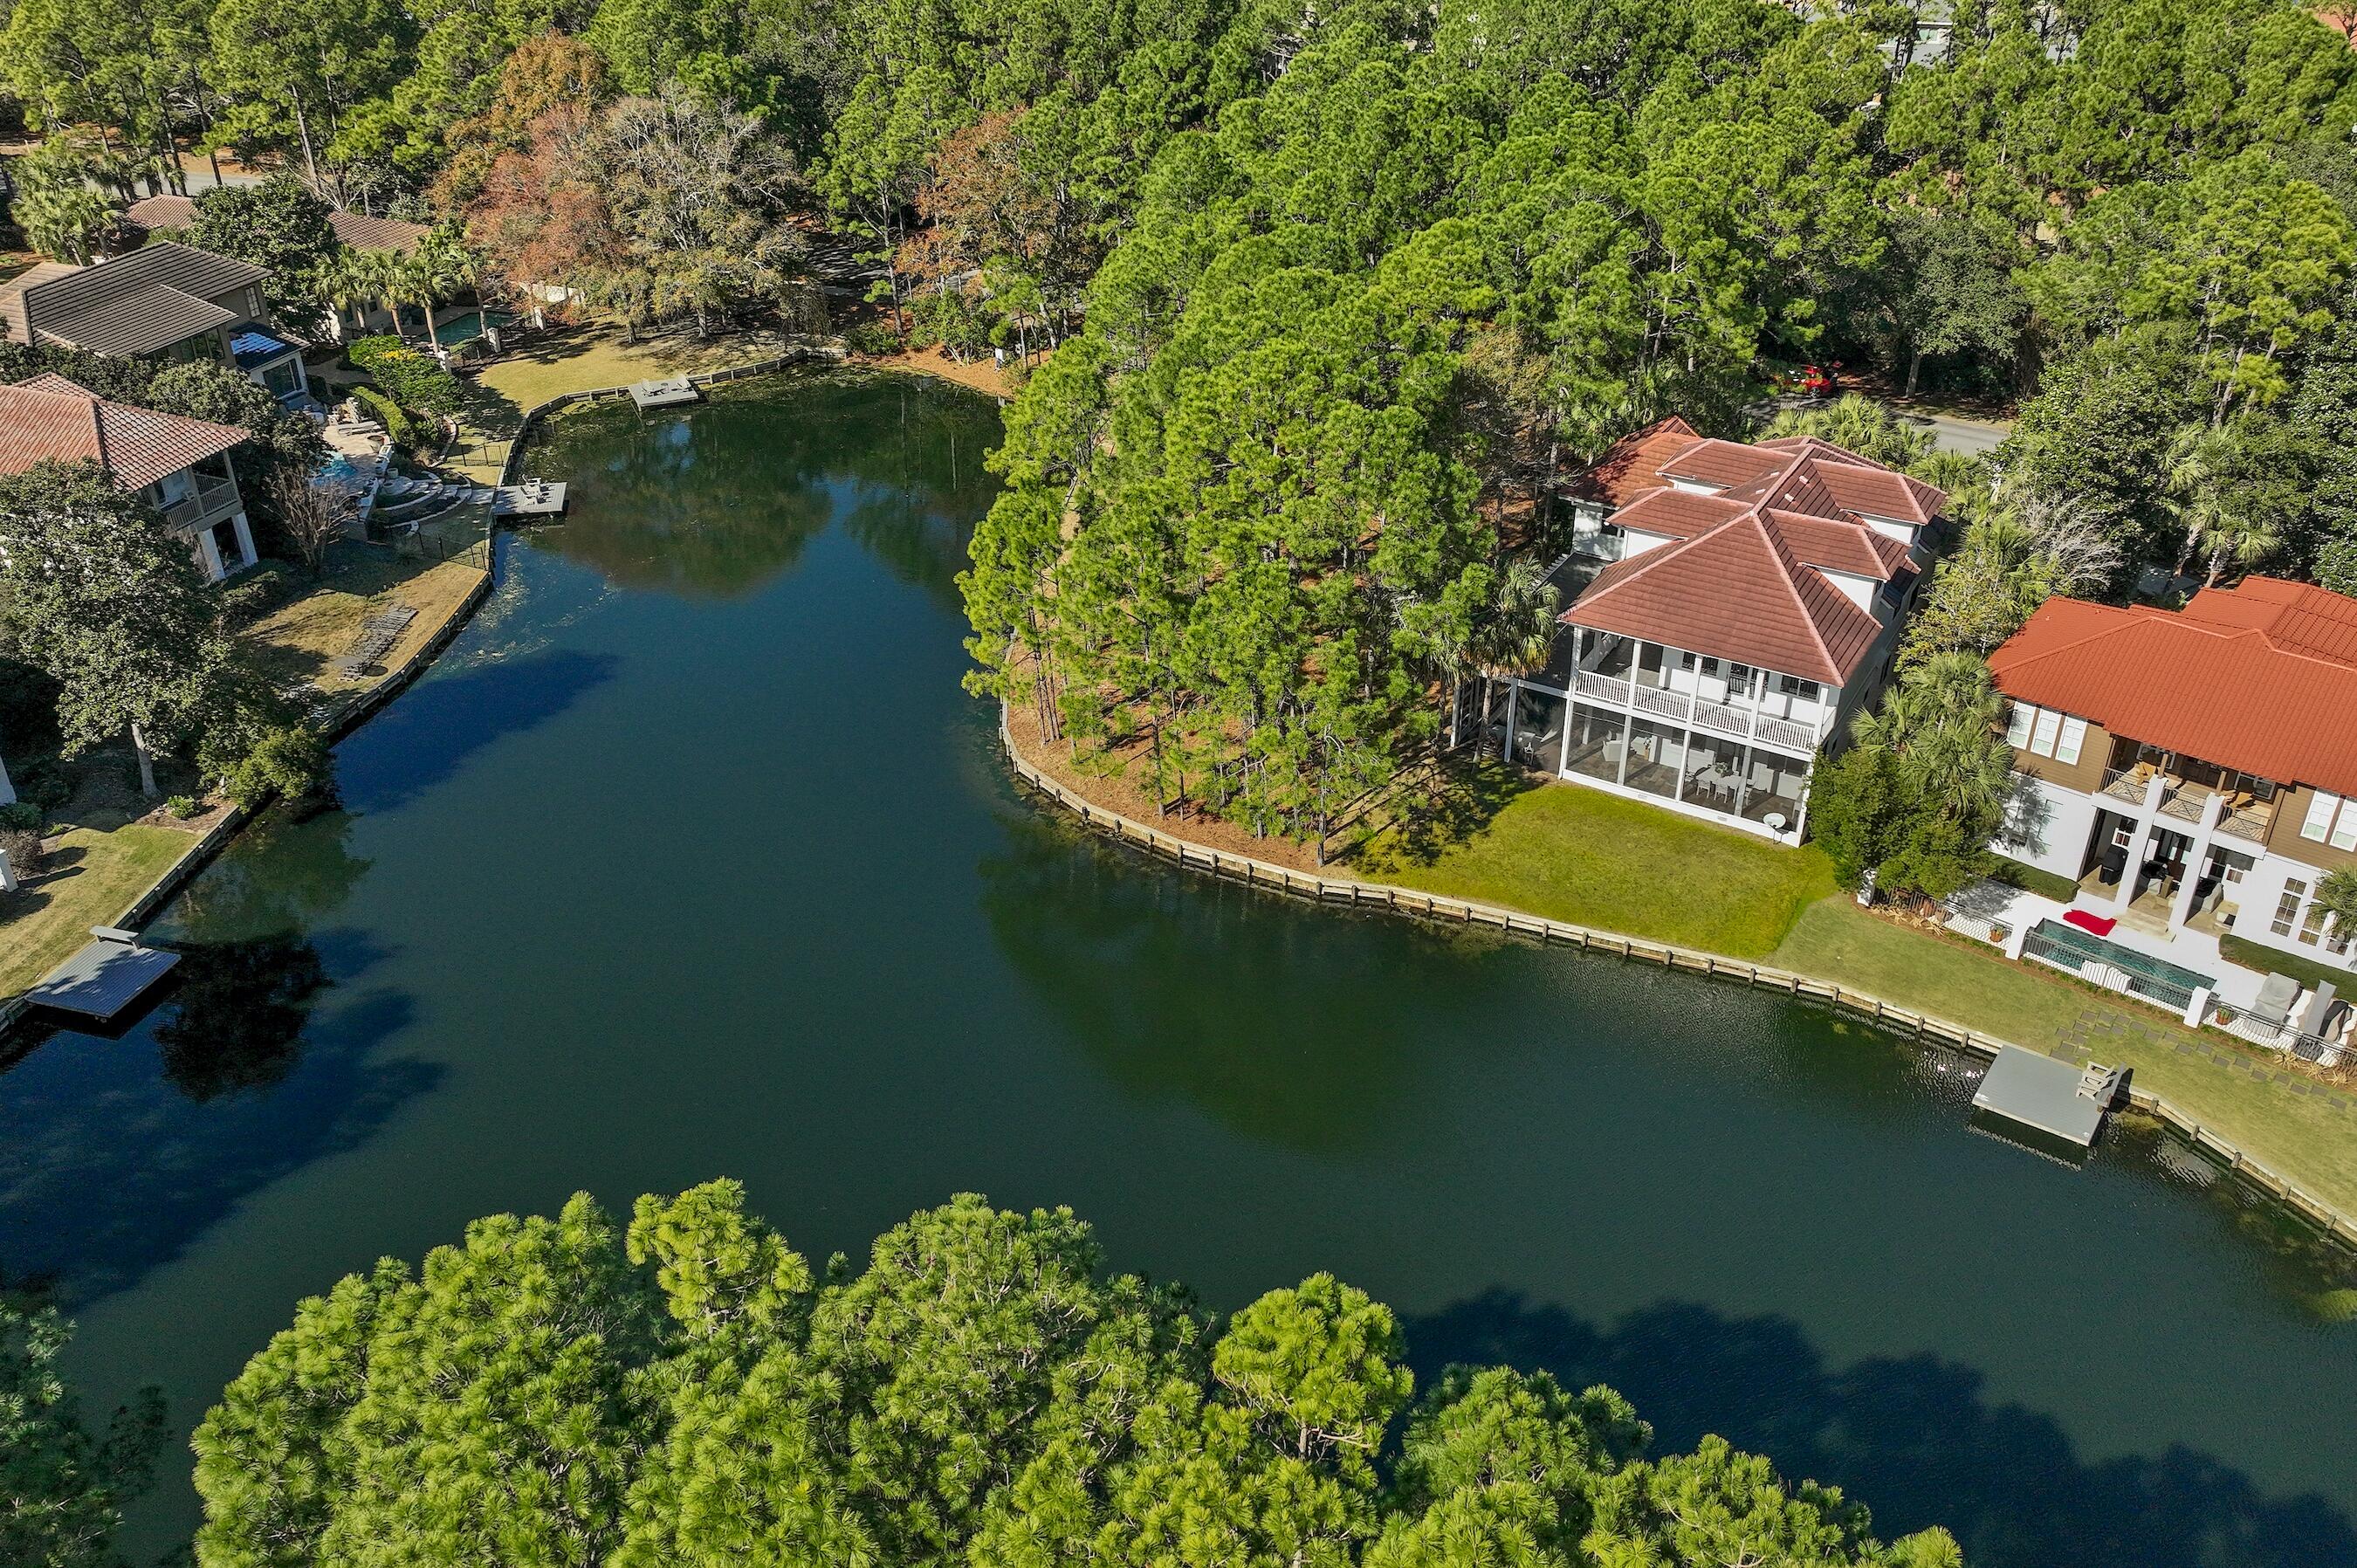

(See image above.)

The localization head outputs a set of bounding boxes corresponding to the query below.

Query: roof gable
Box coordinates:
[14,241,265,356]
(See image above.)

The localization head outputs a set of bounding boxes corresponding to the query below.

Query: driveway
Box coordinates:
[1900,409,2011,457]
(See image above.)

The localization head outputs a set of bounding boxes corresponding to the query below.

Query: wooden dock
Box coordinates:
[628,376,701,409]
[494,479,567,516]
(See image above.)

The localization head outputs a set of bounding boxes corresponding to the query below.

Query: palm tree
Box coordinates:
[1853,651,2011,822]
[2315,870,2357,954]
[1455,554,1562,759]
[2162,423,2230,580]
[347,249,411,340]
[309,251,372,341]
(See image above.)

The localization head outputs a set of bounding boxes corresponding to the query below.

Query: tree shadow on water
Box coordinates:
[1410,1289,2357,1568]
[0,980,443,1305]
[335,648,620,813]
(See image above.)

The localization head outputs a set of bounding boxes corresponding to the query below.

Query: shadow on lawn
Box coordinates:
[1346,754,1543,872]
[1411,1289,2357,1568]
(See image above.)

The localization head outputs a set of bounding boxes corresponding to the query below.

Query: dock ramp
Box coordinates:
[629,376,701,409]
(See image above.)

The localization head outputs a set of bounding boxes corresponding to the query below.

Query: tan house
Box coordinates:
[1989,577,2357,973]
[0,373,258,581]
[1490,422,1945,842]
[124,195,433,341]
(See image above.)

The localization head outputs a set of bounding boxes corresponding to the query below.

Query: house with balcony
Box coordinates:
[0,240,311,406]
[0,374,258,580]
[1489,426,1943,842]
[1989,578,2357,972]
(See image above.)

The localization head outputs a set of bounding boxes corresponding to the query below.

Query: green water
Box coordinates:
[5,372,2354,1568]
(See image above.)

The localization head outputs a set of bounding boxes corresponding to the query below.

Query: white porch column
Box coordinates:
[2113,773,2168,916]
[1501,678,1520,765]
[0,743,15,807]
[194,526,226,582]
[2168,793,2226,932]
[229,512,258,569]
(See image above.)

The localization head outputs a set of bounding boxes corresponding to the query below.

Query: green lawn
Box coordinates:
[0,824,193,1001]
[1772,897,2357,1218]
[2220,933,2357,996]
[1355,768,1838,959]
[1344,766,2357,1218]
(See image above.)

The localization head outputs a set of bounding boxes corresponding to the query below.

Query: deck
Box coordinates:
[1971,1045,2124,1148]
[628,376,701,409]
[27,932,180,1021]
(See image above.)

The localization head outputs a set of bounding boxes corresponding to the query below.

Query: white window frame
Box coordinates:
[2335,800,2357,853]
[2303,791,2341,842]
[2030,708,2062,757]
[2005,702,2035,748]
[2053,716,2086,767]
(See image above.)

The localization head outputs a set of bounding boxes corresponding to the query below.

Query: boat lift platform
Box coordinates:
[1971,1046,2126,1149]
[628,376,701,409]
[26,928,180,1021]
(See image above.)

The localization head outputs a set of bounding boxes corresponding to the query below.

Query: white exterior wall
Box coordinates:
[1818,568,1879,614]
[2230,853,2357,973]
[1994,773,2102,878]
[1619,527,1676,559]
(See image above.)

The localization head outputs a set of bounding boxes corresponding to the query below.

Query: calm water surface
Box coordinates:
[5,373,2354,1568]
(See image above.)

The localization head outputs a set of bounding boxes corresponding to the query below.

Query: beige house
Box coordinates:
[0,373,258,581]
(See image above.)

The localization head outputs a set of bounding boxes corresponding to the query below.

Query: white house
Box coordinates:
[1488,423,1945,842]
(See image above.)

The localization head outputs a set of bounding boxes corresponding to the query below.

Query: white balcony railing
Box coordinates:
[1563,674,1830,755]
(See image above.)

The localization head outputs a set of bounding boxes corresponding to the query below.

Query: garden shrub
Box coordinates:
[347,335,461,419]
[16,760,72,810]
[350,385,415,445]
[0,825,43,878]
[223,726,339,811]
[0,801,41,831]
[845,320,903,355]
[166,794,200,820]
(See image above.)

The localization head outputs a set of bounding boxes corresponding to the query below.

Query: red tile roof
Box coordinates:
[1989,581,2357,797]
[0,375,250,491]
[1569,511,1886,685]
[1566,416,1697,508]
[1559,426,1942,686]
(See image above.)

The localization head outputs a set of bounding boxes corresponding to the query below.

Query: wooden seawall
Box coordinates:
[999,710,2357,1251]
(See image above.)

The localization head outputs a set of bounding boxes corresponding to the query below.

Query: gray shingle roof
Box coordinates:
[8,241,265,356]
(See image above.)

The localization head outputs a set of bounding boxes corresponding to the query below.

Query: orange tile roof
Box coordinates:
[1566,416,1698,508]
[1559,426,1940,686]
[1989,581,2357,797]
[0,375,250,491]
[1568,512,1886,684]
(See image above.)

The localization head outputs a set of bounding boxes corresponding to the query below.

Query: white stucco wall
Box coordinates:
[1995,774,2101,878]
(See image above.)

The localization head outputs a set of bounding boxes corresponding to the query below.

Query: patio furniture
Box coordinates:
[2252,971,2302,1028]
[1763,810,1788,832]
[2098,843,2127,884]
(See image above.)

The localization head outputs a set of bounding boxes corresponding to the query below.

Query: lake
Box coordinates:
[4,371,2354,1567]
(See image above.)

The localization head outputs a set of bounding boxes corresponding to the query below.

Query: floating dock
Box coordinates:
[1971,1045,2125,1148]
[628,376,701,409]
[494,480,567,517]
[26,929,180,1021]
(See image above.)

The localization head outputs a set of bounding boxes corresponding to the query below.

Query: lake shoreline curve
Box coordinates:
[999,702,2357,1251]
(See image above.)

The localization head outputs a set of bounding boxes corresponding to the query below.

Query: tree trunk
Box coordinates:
[1904,349,1922,399]
[129,721,158,798]
[290,92,323,194]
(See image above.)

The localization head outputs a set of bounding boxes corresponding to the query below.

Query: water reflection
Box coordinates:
[977,815,1515,1153]
[1412,1289,2357,1568]
[154,935,329,1102]
[526,372,995,601]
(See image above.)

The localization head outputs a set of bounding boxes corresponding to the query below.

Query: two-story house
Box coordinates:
[1493,424,1945,842]
[1989,579,2357,970]
[0,241,311,406]
[124,195,433,343]
[0,374,258,580]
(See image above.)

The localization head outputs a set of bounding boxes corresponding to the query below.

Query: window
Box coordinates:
[2054,716,2086,766]
[2273,879,2308,939]
[2302,792,2341,842]
[2031,708,2062,756]
[2337,802,2357,853]
[1778,674,1820,703]
[2300,901,2332,947]
[2005,702,2035,748]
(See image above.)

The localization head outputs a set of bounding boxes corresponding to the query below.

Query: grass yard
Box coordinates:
[0,824,192,1001]
[2220,933,2357,996]
[241,549,487,697]
[1772,897,2357,1218]
[448,327,821,481]
[1356,769,1838,959]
